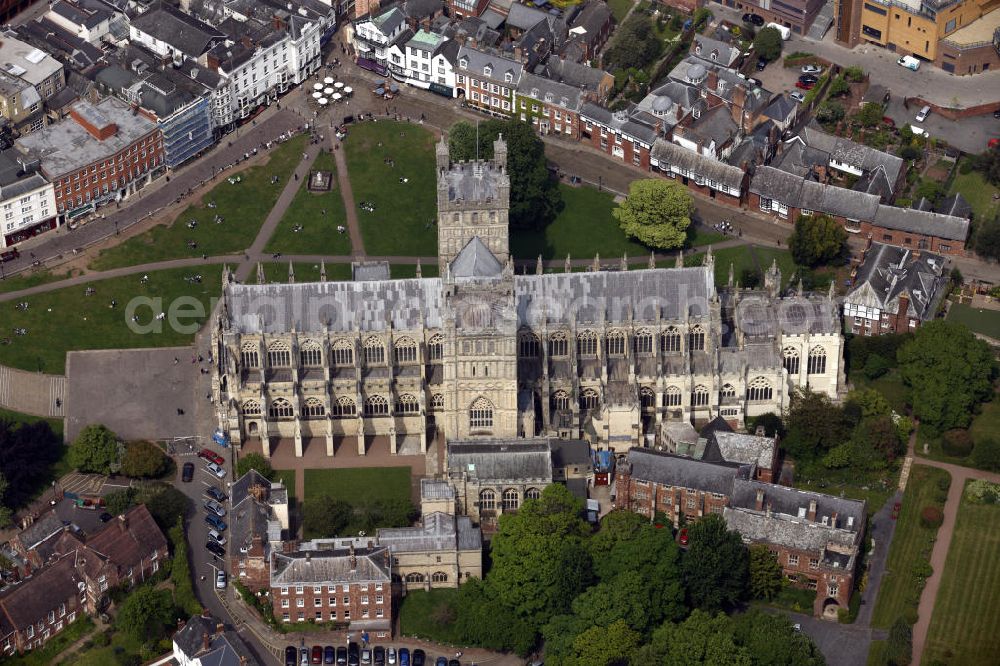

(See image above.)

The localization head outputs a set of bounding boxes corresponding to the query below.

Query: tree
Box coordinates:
[914,178,946,204]
[783,389,856,462]
[844,65,865,82]
[236,452,274,479]
[140,485,191,530]
[121,441,169,478]
[857,102,884,128]
[302,495,353,537]
[453,579,536,655]
[971,145,1000,186]
[885,616,913,666]
[753,27,783,61]
[731,610,826,666]
[448,119,562,231]
[748,544,782,600]
[636,611,754,666]
[115,586,175,641]
[897,321,996,431]
[68,424,120,475]
[605,15,662,70]
[974,215,1000,261]
[788,215,848,267]
[816,101,845,124]
[568,620,641,666]
[0,418,62,510]
[0,475,11,528]
[681,514,749,612]
[105,487,138,516]
[612,179,693,250]
[827,76,850,97]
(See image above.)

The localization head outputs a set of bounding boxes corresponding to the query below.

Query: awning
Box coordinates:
[66,205,93,220]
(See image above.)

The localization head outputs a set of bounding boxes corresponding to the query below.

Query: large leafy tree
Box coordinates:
[789,214,848,267]
[302,495,354,538]
[605,15,662,70]
[452,579,536,655]
[731,610,826,666]
[636,611,754,666]
[121,440,169,478]
[783,389,857,462]
[487,484,592,623]
[68,424,120,475]
[680,514,749,612]
[971,145,1000,186]
[115,586,175,641]
[753,27,783,61]
[748,544,782,601]
[975,214,1000,262]
[447,119,562,231]
[139,484,191,530]
[568,620,641,666]
[897,321,995,431]
[570,571,660,635]
[236,452,274,479]
[0,418,62,509]
[613,179,693,249]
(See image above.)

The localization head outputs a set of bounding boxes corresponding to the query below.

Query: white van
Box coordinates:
[908,125,929,137]
[915,105,931,122]
[897,55,921,71]
[766,22,791,40]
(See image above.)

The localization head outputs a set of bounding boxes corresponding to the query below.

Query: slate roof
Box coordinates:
[447,438,553,481]
[516,71,583,111]
[51,0,110,29]
[624,448,744,496]
[369,7,406,34]
[734,291,841,336]
[691,34,740,68]
[723,506,859,556]
[451,236,504,278]
[550,439,591,468]
[84,504,168,571]
[420,478,456,500]
[800,124,904,189]
[750,166,881,220]
[762,94,797,124]
[506,2,548,30]
[651,139,744,191]
[679,105,738,148]
[706,432,775,469]
[580,102,659,145]
[845,242,946,320]
[173,614,259,666]
[568,1,611,40]
[15,18,102,70]
[271,546,391,586]
[935,193,972,219]
[456,45,523,82]
[231,469,273,508]
[129,2,224,57]
[536,57,610,93]
[872,205,970,241]
[16,513,64,551]
[0,553,80,636]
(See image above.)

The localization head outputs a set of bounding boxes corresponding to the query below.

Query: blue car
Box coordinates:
[398,649,410,666]
[205,514,227,531]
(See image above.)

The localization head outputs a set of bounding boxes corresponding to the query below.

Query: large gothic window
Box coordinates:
[267,341,291,367]
[580,388,600,411]
[634,329,653,355]
[430,394,445,411]
[606,330,626,356]
[782,346,800,375]
[502,488,519,510]
[405,572,425,583]
[808,346,827,374]
[688,325,706,352]
[639,387,656,410]
[548,332,569,357]
[692,385,709,407]
[519,332,540,358]
[242,400,261,416]
[470,397,494,430]
[577,331,598,357]
[720,383,737,400]
[240,342,259,369]
[364,336,385,365]
[525,487,541,500]
[299,340,322,367]
[268,397,294,419]
[661,327,681,353]
[332,396,357,419]
[303,398,325,418]
[431,572,448,583]
[664,386,682,407]
[396,394,420,414]
[364,395,389,417]
[331,339,354,366]
[747,377,773,402]
[427,334,444,361]
[394,337,418,364]
[479,489,496,510]
[551,390,570,411]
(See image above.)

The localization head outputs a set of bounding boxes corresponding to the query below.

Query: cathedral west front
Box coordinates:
[211,134,844,458]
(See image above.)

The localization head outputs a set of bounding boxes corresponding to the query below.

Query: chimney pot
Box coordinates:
[808,500,817,522]
[202,631,211,652]
[216,622,224,636]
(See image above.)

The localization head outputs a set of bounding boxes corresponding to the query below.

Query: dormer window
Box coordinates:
[483,65,492,77]
[693,109,701,119]
[544,92,553,102]
[695,44,702,54]
[505,71,513,83]
[718,80,725,92]
[711,51,718,61]
[459,57,468,68]
[531,87,539,96]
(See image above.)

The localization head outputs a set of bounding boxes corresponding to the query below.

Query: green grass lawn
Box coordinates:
[871,465,950,628]
[850,370,910,415]
[255,262,352,284]
[949,159,999,222]
[6,616,95,666]
[752,247,798,287]
[0,406,64,438]
[608,0,634,22]
[925,484,1000,664]
[264,150,352,256]
[390,262,439,278]
[303,466,411,504]
[0,267,218,374]
[399,588,462,643]
[90,135,308,270]
[344,121,438,256]
[0,268,77,295]
[274,469,297,510]
[946,302,1000,340]
[970,397,1000,448]
[72,628,145,666]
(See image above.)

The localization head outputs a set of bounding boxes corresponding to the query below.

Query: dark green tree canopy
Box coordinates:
[681,514,749,612]
[69,424,120,475]
[115,587,175,641]
[789,215,848,267]
[121,440,169,478]
[0,418,62,510]
[605,15,662,71]
[753,27,783,61]
[236,452,274,479]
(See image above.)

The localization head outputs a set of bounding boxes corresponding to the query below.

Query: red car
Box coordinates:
[678,528,689,546]
[891,502,902,520]
[198,448,225,466]
[989,138,1000,149]
[312,645,323,664]
[882,116,896,128]
[795,80,815,90]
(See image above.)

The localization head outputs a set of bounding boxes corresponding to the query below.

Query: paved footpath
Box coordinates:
[0,364,65,417]
[331,140,366,256]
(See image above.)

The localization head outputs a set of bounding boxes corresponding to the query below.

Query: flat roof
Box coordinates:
[16,98,157,177]
[944,7,1000,45]
[0,32,63,86]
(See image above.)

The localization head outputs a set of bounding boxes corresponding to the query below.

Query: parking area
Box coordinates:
[755,60,805,101]
[883,97,1000,154]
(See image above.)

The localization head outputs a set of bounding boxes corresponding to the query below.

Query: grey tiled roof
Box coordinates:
[420,479,455,500]
[173,615,258,666]
[580,101,659,145]
[451,236,503,278]
[650,139,744,191]
[723,506,859,557]
[750,166,881,221]
[550,439,591,467]
[872,205,970,241]
[624,448,743,496]
[691,34,740,67]
[130,2,224,57]
[762,95,797,123]
[845,242,945,320]
[516,72,583,112]
[506,2,548,30]
[271,547,391,586]
[735,292,841,337]
[569,1,611,39]
[447,438,553,482]
[16,513,64,550]
[800,124,904,190]
[935,193,971,219]
[731,478,866,529]
[456,45,523,82]
[536,58,610,93]
[442,160,503,202]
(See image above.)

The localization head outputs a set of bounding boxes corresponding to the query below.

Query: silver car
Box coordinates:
[204,499,226,517]
[800,64,823,74]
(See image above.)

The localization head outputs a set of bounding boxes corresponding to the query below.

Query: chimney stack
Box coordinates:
[754,489,764,512]
[755,425,765,437]
[349,543,357,569]
[807,500,817,522]
[216,622,225,636]
[202,632,211,652]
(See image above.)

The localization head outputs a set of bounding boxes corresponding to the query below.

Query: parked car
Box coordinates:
[325,646,336,665]
[795,80,815,90]
[798,74,818,84]
[206,541,226,557]
[897,55,921,70]
[204,499,226,517]
[412,649,426,666]
[287,646,299,666]
[374,646,385,666]
[435,658,447,666]
[205,514,227,531]
[892,502,902,519]
[882,116,896,128]
[756,57,768,71]
[182,462,195,482]
[99,512,113,523]
[216,570,227,589]
[205,486,227,502]
[449,661,461,666]
[989,138,1000,149]
[790,91,806,103]
[312,646,324,665]
[742,12,765,25]
[679,528,689,546]
[198,448,226,465]
[348,643,360,666]
[387,648,397,665]
[361,649,372,665]
[206,462,226,479]
[301,648,310,666]
[398,648,410,666]
[801,64,823,74]
[207,529,227,546]
[337,647,348,666]
[915,105,931,122]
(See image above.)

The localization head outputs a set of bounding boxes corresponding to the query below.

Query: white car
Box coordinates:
[789,91,806,103]
[206,461,225,479]
[208,529,227,546]
[216,570,227,589]
[387,648,397,665]
[800,64,822,74]
[915,105,931,122]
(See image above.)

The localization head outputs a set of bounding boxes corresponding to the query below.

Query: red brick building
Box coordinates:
[580,103,659,170]
[650,138,746,206]
[15,98,163,220]
[0,553,84,655]
[270,545,393,638]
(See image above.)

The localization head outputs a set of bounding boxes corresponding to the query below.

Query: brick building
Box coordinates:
[843,242,947,335]
[650,138,746,206]
[270,545,393,638]
[0,553,83,655]
[580,103,659,170]
[15,98,163,221]
[455,46,523,117]
[515,72,584,139]
[229,470,290,592]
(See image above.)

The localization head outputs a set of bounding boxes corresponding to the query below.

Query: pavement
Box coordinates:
[0,363,65,417]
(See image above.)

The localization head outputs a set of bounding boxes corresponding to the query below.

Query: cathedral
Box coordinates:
[211,135,845,458]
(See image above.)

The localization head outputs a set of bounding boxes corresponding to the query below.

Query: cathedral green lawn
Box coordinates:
[946,302,1000,340]
[0,268,76,295]
[344,121,438,256]
[264,150,352,256]
[0,267,218,374]
[390,262,439,278]
[303,467,412,505]
[870,465,950,628]
[90,135,308,270]
[0,407,64,438]
[925,484,1000,664]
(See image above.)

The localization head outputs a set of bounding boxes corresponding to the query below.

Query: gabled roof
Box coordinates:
[846,242,946,320]
[450,236,504,278]
[14,512,64,551]
[271,546,391,586]
[691,34,740,68]
[568,1,611,40]
[129,2,224,57]
[762,94,797,123]
[651,138,745,191]
[82,504,168,572]
[935,193,972,219]
[624,447,745,496]
[536,57,611,93]
[516,71,583,111]
[730,478,866,531]
[446,438,554,482]
[0,553,80,635]
[456,44,523,82]
[506,1,548,30]
[173,614,259,666]
[872,205,970,241]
